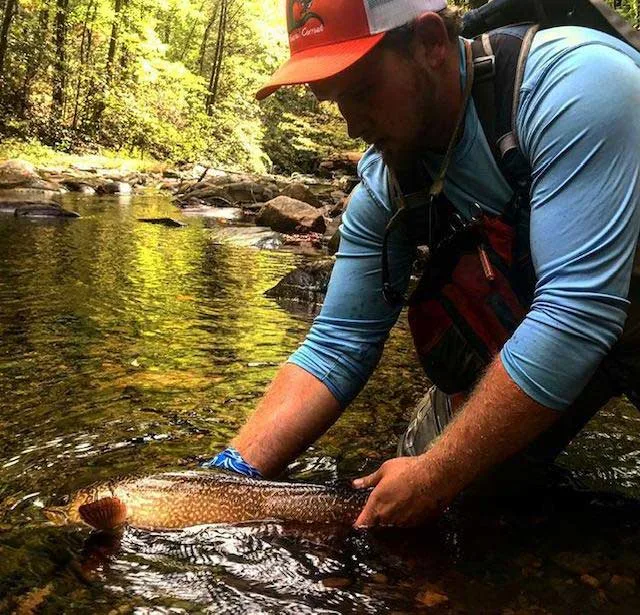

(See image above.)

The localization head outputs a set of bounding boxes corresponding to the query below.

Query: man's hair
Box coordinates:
[382,6,462,50]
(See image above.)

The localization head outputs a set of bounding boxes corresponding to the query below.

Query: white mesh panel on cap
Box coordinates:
[364,0,448,34]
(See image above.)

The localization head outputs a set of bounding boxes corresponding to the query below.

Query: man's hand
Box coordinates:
[353,456,455,528]
[353,358,560,529]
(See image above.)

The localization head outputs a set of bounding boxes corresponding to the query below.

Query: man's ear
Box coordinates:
[412,12,450,71]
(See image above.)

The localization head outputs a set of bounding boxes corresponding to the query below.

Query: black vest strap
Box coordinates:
[471,24,535,195]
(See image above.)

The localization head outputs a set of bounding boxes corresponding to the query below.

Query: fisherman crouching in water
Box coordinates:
[204,0,640,528]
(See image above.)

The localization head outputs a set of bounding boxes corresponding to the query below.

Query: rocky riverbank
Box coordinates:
[0,156,356,304]
[0,155,356,247]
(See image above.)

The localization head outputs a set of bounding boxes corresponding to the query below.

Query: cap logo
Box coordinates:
[287,0,325,43]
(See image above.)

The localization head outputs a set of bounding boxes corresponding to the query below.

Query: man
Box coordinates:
[205,0,640,527]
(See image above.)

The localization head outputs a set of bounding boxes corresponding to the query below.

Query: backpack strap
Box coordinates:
[471,23,539,195]
[471,24,538,303]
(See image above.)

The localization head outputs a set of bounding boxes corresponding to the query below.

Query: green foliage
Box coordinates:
[0,0,636,172]
[261,86,362,174]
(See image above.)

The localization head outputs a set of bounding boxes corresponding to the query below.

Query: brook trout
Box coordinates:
[51,470,369,530]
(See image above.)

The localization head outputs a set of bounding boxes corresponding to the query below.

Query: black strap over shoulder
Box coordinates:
[471,24,535,196]
[462,0,640,53]
[467,0,640,195]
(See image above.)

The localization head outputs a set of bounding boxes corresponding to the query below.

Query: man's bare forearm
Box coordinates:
[419,357,561,498]
[354,356,563,526]
[231,363,342,477]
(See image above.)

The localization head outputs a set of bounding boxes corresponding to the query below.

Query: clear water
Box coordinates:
[1,193,640,613]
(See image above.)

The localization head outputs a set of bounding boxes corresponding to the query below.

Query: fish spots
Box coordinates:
[70,471,370,530]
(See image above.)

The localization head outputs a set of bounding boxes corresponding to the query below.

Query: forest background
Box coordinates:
[0,0,637,174]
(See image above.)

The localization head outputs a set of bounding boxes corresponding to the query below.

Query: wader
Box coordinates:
[389,11,640,460]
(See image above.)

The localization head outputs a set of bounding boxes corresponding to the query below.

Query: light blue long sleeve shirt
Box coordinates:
[289,27,640,411]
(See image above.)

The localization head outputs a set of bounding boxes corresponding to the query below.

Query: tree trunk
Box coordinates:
[72,0,95,129]
[105,0,125,82]
[0,0,17,83]
[19,5,50,118]
[198,2,219,76]
[177,0,206,62]
[51,0,69,120]
[206,0,227,113]
[92,0,127,130]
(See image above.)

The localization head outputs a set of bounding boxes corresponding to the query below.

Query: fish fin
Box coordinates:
[79,497,127,530]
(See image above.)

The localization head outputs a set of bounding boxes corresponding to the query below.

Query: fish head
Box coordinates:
[46,482,127,530]
[42,504,72,526]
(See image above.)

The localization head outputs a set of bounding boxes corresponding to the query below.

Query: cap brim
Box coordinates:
[255,33,385,101]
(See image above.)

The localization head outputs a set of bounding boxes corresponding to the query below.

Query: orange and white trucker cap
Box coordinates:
[256,0,448,100]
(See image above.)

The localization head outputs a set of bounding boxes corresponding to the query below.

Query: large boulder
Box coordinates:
[0,159,61,203]
[280,182,322,208]
[0,159,38,184]
[256,196,326,235]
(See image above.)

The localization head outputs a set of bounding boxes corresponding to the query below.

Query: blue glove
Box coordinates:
[201,447,263,479]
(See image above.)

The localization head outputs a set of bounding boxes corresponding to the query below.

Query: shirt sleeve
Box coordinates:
[287,157,415,407]
[501,43,640,410]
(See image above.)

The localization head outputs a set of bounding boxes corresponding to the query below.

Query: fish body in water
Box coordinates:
[54,470,368,530]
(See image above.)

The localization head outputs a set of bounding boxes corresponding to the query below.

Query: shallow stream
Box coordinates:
[1,193,640,613]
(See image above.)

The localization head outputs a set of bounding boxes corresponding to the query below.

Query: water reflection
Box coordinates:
[1,194,640,612]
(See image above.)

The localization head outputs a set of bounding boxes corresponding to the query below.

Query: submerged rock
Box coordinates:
[256,196,326,235]
[265,259,334,305]
[208,226,283,250]
[180,206,245,221]
[138,217,186,228]
[14,203,80,218]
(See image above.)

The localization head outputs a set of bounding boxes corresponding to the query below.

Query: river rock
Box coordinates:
[265,259,334,305]
[178,185,233,206]
[181,206,245,221]
[280,182,322,208]
[607,575,637,602]
[0,159,61,203]
[61,180,96,195]
[325,214,342,255]
[256,196,326,234]
[14,203,80,218]
[223,181,275,204]
[96,181,132,195]
[318,151,362,178]
[0,159,38,184]
[208,226,283,250]
[338,175,360,193]
[138,217,186,228]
